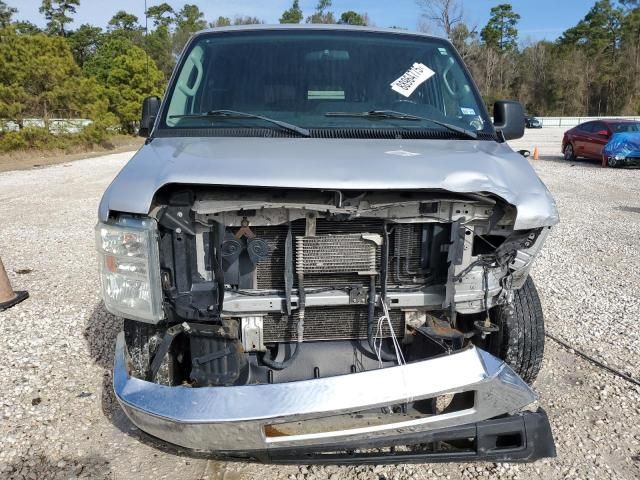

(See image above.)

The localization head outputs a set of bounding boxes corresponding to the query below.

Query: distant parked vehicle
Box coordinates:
[603,132,640,167]
[525,115,542,129]
[562,119,640,164]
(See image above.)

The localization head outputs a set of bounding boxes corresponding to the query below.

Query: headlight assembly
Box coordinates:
[95,216,164,322]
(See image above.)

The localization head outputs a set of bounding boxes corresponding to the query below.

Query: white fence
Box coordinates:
[0,118,93,134]
[538,116,640,128]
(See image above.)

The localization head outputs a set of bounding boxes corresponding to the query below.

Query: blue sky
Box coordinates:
[13,0,596,41]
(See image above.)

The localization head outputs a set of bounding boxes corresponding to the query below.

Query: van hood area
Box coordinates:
[99,137,559,230]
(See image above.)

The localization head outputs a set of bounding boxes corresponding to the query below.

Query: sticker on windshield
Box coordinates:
[438,48,448,56]
[461,107,476,116]
[390,63,435,98]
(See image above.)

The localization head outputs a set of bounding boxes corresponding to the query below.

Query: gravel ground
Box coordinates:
[0,128,639,480]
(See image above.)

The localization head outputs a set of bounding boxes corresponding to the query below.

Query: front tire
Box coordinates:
[563,143,576,161]
[487,277,545,385]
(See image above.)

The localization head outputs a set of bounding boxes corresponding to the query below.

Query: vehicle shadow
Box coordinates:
[83,302,121,420]
[534,154,605,169]
[83,302,218,460]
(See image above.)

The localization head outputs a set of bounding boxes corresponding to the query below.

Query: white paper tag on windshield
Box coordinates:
[390,63,435,98]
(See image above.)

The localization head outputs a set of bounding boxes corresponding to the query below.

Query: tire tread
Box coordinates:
[490,276,545,384]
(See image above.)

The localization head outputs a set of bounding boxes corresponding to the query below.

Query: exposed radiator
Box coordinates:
[254,219,387,290]
[296,234,382,275]
[252,220,434,291]
[263,306,404,343]
[248,219,424,343]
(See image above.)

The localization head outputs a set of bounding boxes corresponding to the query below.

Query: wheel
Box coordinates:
[487,276,545,385]
[607,156,619,168]
[563,143,576,161]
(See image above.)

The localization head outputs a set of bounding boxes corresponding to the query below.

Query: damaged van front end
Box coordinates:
[96,25,558,463]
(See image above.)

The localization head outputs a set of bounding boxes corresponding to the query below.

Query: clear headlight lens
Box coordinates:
[95,216,164,322]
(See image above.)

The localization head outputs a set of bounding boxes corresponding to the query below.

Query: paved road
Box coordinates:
[510,126,566,158]
[0,129,638,479]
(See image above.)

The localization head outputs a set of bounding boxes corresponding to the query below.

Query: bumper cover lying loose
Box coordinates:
[113,332,555,461]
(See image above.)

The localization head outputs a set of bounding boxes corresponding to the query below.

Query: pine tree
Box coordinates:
[480,4,520,51]
[39,0,80,36]
[0,0,17,28]
[280,0,303,24]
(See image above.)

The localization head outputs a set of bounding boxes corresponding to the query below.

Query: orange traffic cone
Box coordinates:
[0,256,29,311]
[533,147,540,160]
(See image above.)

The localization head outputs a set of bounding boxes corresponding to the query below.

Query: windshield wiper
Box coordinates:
[325,110,478,139]
[170,109,310,137]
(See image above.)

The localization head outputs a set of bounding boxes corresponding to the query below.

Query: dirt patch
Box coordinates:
[0,136,144,173]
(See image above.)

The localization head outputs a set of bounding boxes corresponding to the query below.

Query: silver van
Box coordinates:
[96,25,558,463]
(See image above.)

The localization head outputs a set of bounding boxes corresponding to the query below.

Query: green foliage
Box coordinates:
[174,4,207,53]
[0,130,28,152]
[176,4,207,31]
[80,116,119,144]
[2,0,640,155]
[307,0,336,24]
[0,124,118,153]
[0,28,113,143]
[105,53,163,131]
[338,11,368,26]
[481,4,520,51]
[16,127,63,150]
[85,36,164,132]
[108,10,142,36]
[449,23,477,59]
[69,24,103,66]
[212,16,231,27]
[0,29,107,122]
[144,25,174,78]
[559,0,622,54]
[459,0,640,117]
[83,35,131,82]
[280,0,303,24]
[14,21,42,35]
[208,15,264,27]
[0,1,17,28]
[233,16,264,25]
[146,3,175,28]
[39,0,80,36]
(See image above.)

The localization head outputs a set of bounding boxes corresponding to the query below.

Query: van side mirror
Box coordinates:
[493,100,525,141]
[140,96,161,138]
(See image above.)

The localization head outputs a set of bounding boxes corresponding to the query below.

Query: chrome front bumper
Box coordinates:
[113,332,537,454]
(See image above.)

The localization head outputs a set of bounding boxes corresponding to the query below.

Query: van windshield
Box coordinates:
[160,29,492,138]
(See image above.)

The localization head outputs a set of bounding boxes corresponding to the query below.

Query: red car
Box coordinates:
[562,119,640,163]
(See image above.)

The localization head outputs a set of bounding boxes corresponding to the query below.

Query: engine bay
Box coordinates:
[125,186,548,388]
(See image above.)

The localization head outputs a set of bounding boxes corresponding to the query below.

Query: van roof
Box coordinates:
[192,23,448,43]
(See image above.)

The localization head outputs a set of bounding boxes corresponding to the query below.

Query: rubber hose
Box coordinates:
[261,274,306,370]
[261,342,300,370]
